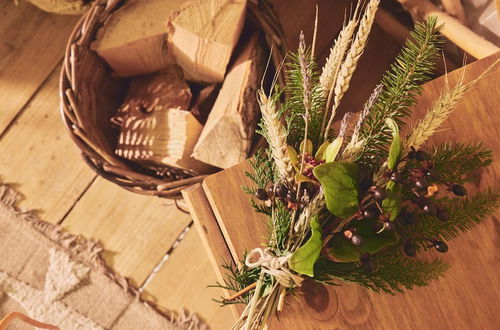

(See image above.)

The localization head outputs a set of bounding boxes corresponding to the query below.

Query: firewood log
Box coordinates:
[111,65,192,126]
[167,0,248,83]
[192,34,263,169]
[114,66,215,174]
[91,0,185,77]
[190,84,220,124]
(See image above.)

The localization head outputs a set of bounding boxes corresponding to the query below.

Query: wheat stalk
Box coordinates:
[404,58,499,155]
[323,0,380,140]
[258,90,294,181]
[319,15,359,140]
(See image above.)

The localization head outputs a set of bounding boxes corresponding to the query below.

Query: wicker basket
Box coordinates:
[60,0,286,199]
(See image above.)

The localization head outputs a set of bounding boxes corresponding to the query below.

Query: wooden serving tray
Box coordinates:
[183,53,500,329]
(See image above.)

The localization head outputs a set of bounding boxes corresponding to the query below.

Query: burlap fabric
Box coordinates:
[0,184,204,330]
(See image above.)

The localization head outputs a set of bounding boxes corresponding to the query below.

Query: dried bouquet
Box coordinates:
[215,1,499,329]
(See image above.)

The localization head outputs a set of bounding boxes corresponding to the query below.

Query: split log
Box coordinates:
[440,0,465,23]
[192,34,263,169]
[398,0,500,59]
[115,108,215,174]
[167,0,248,83]
[111,65,192,126]
[25,0,91,15]
[114,66,215,174]
[91,0,185,77]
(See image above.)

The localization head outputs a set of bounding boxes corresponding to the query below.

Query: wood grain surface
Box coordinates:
[199,53,500,329]
[0,0,78,135]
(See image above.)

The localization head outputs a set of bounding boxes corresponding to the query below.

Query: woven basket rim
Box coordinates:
[59,0,286,199]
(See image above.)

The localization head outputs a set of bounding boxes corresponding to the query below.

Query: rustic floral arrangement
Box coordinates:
[214,1,499,329]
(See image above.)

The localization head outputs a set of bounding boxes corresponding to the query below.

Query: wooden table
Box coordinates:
[184,53,500,329]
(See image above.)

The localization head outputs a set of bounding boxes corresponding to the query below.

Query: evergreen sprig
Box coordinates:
[401,189,499,249]
[284,49,325,148]
[431,142,493,184]
[357,17,442,169]
[314,246,449,294]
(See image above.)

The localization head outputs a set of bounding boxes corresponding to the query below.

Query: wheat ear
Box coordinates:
[404,58,499,154]
[319,13,359,140]
[323,0,380,140]
[258,90,294,181]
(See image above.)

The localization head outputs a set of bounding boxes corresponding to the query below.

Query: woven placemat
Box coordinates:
[0,183,206,330]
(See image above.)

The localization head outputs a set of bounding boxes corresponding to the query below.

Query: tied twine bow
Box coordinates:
[245,248,303,288]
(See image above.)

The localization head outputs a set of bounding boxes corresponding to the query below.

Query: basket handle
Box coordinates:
[0,312,59,330]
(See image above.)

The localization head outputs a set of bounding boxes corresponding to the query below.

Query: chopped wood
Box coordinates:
[167,0,248,83]
[91,0,185,77]
[113,65,216,174]
[111,65,192,126]
[440,0,465,23]
[115,108,216,174]
[192,34,263,169]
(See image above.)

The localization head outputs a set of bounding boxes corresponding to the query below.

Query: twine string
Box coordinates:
[245,248,303,288]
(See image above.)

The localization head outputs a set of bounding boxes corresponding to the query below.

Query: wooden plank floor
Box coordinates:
[0,1,404,328]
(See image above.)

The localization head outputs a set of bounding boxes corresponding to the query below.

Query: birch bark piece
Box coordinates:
[26,0,91,15]
[91,0,186,77]
[192,34,263,169]
[167,0,248,83]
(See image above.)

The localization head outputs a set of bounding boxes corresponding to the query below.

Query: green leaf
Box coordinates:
[313,162,359,218]
[386,118,401,170]
[326,219,399,262]
[315,141,329,161]
[300,139,313,155]
[289,216,322,277]
[286,146,299,172]
[324,137,344,162]
[382,181,402,220]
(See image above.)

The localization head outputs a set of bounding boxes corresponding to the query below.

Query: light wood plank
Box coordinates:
[0,70,96,224]
[142,225,237,329]
[62,177,192,286]
[0,0,78,135]
[201,54,500,328]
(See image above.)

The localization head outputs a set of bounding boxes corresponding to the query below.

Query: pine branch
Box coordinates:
[401,188,499,249]
[284,49,325,148]
[431,142,493,184]
[315,246,448,294]
[357,17,442,169]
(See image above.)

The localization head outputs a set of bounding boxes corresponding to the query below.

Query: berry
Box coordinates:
[426,168,440,178]
[423,203,437,216]
[415,150,431,161]
[415,178,429,189]
[434,241,448,253]
[408,147,417,160]
[373,187,387,201]
[286,191,297,203]
[351,234,363,246]
[451,184,467,196]
[404,240,417,257]
[275,184,288,198]
[254,188,269,201]
[436,208,449,222]
[390,172,403,183]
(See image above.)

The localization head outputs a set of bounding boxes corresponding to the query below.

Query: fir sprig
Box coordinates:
[314,246,449,294]
[401,189,499,249]
[357,17,442,169]
[431,142,493,184]
[284,47,325,148]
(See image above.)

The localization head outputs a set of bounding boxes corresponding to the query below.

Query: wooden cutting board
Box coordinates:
[184,52,500,329]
